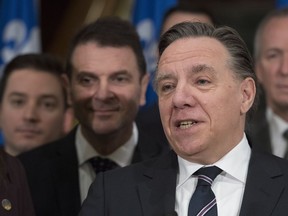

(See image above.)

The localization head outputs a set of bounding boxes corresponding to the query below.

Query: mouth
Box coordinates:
[276,84,288,91]
[177,120,198,129]
[16,128,41,136]
[89,104,120,112]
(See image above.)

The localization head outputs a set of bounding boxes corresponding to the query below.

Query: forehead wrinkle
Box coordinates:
[159,50,200,66]
[190,64,215,74]
[156,63,215,80]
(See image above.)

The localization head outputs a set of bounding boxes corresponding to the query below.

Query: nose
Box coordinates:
[172,83,196,109]
[93,80,113,100]
[23,102,39,122]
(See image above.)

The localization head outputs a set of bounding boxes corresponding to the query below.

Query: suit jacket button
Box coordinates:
[2,199,12,211]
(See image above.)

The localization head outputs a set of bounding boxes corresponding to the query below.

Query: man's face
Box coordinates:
[0,69,67,155]
[156,37,255,164]
[70,43,148,139]
[256,17,288,115]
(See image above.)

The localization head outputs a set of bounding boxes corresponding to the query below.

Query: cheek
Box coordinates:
[71,85,92,100]
[117,86,142,104]
[261,63,278,80]
[71,89,89,108]
[207,89,240,120]
[158,100,171,129]
[0,107,20,123]
[42,115,64,132]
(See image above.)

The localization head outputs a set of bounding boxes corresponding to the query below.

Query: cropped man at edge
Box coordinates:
[246,7,288,159]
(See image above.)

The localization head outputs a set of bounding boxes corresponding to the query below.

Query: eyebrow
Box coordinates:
[76,70,132,77]
[8,92,59,100]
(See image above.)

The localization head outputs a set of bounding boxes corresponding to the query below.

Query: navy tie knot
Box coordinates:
[89,156,119,174]
[195,166,222,187]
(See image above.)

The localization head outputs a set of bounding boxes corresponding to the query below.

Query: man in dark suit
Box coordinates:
[246,7,288,158]
[136,3,217,150]
[79,22,288,216]
[18,17,169,216]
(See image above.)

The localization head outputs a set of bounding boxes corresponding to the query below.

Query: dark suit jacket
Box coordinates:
[0,150,35,216]
[246,107,272,153]
[79,150,288,216]
[18,126,169,216]
[136,103,169,148]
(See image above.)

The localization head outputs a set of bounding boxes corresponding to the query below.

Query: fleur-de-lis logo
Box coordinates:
[0,19,40,74]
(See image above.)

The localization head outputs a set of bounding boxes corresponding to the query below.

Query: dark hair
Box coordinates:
[156,21,259,119]
[161,3,218,33]
[254,7,288,60]
[66,16,146,79]
[0,53,69,108]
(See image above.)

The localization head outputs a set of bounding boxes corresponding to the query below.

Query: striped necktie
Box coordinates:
[188,166,222,216]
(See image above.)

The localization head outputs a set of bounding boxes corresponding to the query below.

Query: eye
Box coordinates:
[111,74,131,84]
[10,98,25,108]
[41,99,57,111]
[77,74,94,86]
[196,78,210,85]
[265,50,281,60]
[159,82,175,94]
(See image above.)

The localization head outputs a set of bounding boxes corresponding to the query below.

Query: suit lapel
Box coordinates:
[239,151,285,216]
[53,128,81,215]
[132,127,170,163]
[137,151,178,216]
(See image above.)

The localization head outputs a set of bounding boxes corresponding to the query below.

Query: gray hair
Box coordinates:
[254,7,288,61]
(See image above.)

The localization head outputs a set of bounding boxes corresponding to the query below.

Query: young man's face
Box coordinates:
[0,69,67,155]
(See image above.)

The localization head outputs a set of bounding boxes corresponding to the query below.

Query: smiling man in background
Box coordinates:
[19,17,169,216]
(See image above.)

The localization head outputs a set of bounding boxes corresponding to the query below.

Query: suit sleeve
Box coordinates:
[78,172,105,216]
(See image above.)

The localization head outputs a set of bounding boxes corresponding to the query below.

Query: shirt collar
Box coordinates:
[177,133,251,187]
[266,107,288,135]
[76,123,138,167]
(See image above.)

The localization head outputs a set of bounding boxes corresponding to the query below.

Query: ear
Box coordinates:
[61,73,75,134]
[62,107,75,135]
[240,77,256,115]
[139,73,149,106]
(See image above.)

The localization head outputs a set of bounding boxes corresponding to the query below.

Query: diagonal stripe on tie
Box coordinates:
[188,166,222,216]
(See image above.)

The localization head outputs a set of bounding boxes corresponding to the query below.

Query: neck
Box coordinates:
[81,125,133,156]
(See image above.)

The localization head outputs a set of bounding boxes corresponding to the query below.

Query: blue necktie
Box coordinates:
[188,166,222,216]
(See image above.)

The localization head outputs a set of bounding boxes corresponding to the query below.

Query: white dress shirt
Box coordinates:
[76,123,138,203]
[175,134,251,216]
[266,107,288,157]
